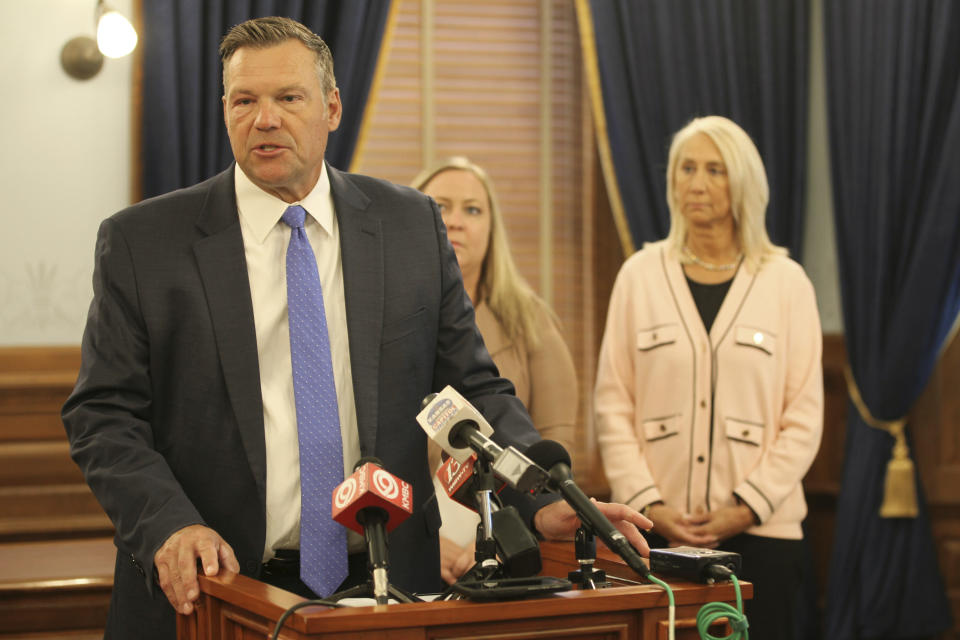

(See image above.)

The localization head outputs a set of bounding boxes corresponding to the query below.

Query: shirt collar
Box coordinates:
[234,163,333,243]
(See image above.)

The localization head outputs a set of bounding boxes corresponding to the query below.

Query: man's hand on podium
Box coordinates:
[154,524,240,615]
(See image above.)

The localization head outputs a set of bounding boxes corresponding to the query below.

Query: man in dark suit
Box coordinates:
[62,16,650,639]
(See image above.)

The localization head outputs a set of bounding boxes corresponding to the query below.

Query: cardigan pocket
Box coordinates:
[734,325,775,355]
[643,413,680,443]
[724,416,765,474]
[636,324,679,351]
[725,417,764,446]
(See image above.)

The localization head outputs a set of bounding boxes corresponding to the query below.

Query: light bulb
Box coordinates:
[97,10,137,58]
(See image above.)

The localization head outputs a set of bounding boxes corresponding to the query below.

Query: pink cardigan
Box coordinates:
[594,241,823,540]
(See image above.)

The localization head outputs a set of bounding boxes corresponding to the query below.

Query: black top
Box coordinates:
[685,276,734,332]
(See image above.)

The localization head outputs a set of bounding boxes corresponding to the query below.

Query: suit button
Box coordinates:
[700,400,707,409]
[743,430,750,438]
[697,455,705,463]
[659,424,666,432]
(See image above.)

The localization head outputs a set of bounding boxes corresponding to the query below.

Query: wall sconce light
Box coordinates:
[61,0,138,80]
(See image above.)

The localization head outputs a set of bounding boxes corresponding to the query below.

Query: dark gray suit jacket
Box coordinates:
[62,165,549,638]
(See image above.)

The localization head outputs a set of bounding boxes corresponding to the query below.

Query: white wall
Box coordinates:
[0,0,134,345]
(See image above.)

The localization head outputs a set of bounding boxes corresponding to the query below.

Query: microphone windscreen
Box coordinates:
[421,393,438,410]
[332,461,413,534]
[354,456,382,472]
[437,453,480,510]
[416,386,494,463]
[525,439,572,471]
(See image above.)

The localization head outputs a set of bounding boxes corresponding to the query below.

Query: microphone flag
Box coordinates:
[331,461,413,535]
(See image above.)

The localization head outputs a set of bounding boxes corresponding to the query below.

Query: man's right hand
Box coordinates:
[153,524,240,615]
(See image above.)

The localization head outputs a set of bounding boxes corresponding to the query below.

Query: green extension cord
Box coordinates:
[646,568,748,640]
[695,574,749,639]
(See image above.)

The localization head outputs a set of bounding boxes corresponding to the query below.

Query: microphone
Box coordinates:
[331,457,413,603]
[436,452,541,577]
[436,452,506,510]
[525,440,650,578]
[417,386,550,494]
[416,386,495,463]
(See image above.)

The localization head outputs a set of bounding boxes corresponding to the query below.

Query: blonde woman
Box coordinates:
[413,157,578,584]
[594,116,823,638]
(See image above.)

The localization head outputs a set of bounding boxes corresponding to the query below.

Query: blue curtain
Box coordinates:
[823,1,960,637]
[582,0,809,256]
[140,0,391,200]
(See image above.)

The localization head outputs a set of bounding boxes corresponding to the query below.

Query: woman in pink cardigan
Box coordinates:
[594,116,823,638]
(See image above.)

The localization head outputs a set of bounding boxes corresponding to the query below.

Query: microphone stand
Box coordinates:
[441,458,572,601]
[567,526,609,590]
[456,456,506,586]
[328,575,421,605]
[327,519,422,604]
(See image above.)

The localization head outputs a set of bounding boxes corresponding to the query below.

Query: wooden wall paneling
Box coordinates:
[547,0,589,480]
[802,334,846,621]
[804,334,848,496]
[0,346,112,542]
[911,331,960,638]
[349,0,423,182]
[0,347,113,637]
[580,142,622,500]
[0,537,115,638]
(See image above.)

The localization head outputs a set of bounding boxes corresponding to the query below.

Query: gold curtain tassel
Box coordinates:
[844,366,918,519]
[878,427,919,518]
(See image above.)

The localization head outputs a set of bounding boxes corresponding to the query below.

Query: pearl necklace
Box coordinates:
[683,245,742,271]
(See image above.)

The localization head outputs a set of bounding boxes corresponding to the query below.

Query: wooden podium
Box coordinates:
[178,542,751,640]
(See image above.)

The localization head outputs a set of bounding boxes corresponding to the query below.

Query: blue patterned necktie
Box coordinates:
[281,205,347,596]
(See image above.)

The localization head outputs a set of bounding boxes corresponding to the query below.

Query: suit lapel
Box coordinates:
[328,165,383,456]
[192,167,267,505]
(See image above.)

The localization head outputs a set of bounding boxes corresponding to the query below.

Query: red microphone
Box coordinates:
[437,453,505,511]
[331,458,413,603]
[436,453,542,577]
[332,458,413,533]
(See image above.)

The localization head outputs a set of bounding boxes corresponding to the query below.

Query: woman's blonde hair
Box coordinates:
[412,156,547,347]
[664,115,787,270]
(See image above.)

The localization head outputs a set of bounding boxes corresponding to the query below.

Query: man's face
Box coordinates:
[222,40,341,203]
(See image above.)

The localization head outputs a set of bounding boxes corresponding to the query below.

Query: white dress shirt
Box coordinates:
[234,164,360,561]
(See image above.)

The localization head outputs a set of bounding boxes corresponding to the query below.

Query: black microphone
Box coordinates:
[331,456,413,603]
[525,440,650,578]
